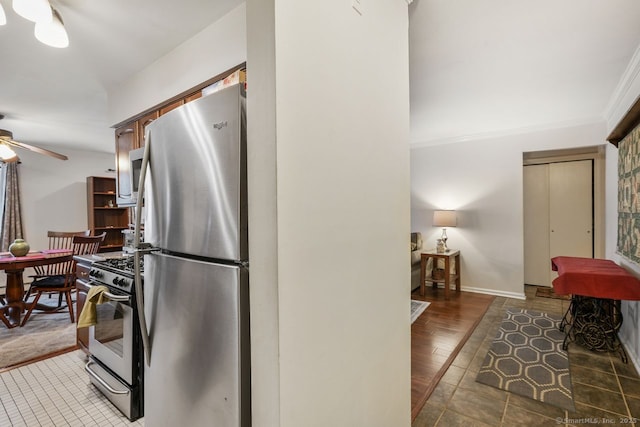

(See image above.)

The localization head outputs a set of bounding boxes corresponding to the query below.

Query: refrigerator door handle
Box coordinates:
[134,131,152,366]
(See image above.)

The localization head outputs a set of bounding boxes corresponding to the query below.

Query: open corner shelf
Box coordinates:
[87,176,129,252]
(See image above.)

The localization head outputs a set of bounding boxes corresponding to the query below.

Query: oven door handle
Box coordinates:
[85,360,129,395]
[87,282,131,303]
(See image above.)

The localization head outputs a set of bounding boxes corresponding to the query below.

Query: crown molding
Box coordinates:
[604,43,640,133]
[410,116,604,149]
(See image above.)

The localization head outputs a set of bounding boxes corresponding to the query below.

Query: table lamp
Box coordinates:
[433,210,457,252]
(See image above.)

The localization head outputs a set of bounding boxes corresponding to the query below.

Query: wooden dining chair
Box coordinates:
[27,230,90,306]
[21,233,105,326]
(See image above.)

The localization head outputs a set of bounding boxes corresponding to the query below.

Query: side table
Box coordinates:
[419,249,460,300]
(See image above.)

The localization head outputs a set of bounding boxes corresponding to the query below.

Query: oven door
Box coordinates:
[87,281,134,385]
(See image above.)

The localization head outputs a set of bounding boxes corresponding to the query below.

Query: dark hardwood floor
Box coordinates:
[411,287,495,421]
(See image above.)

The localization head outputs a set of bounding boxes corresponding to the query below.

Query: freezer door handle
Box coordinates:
[132,243,160,255]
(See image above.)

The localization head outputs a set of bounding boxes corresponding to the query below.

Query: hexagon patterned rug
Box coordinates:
[475,307,575,411]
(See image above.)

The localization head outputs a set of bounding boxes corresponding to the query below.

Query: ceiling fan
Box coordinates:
[0,129,68,162]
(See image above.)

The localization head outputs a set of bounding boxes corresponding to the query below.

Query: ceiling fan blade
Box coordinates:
[5,139,68,161]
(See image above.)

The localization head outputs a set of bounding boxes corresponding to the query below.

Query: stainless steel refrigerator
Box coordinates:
[134,84,250,427]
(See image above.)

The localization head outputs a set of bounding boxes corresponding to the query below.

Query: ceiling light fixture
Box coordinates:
[0,144,18,162]
[0,3,6,26]
[13,0,52,23]
[4,1,69,48]
[34,7,68,48]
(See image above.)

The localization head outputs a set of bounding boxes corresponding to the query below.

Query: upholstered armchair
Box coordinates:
[410,232,424,291]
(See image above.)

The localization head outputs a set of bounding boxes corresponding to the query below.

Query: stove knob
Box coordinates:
[118,278,127,287]
[112,278,119,286]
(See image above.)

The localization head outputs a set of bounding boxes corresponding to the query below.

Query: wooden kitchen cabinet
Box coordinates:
[137,110,159,148]
[75,262,91,353]
[159,99,184,115]
[115,111,158,206]
[184,91,202,103]
[87,176,129,252]
[113,65,246,206]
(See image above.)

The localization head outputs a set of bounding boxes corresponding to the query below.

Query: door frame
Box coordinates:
[523,145,606,260]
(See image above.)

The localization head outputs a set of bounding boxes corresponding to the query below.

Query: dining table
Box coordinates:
[0,249,73,328]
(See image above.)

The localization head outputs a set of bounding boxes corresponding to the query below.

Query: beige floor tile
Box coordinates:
[447,387,506,425]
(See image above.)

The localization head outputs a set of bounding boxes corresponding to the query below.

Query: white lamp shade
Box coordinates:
[13,0,52,23]
[34,9,68,48]
[0,144,18,162]
[433,210,457,227]
[0,3,7,25]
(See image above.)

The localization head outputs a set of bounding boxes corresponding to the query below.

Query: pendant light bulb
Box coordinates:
[0,144,18,162]
[0,3,7,26]
[13,0,52,23]
[34,8,68,48]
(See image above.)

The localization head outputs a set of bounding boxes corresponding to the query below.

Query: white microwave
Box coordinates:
[129,147,145,202]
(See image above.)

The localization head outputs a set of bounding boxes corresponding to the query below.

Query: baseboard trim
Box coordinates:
[620,337,640,375]
[427,283,527,300]
[460,286,526,300]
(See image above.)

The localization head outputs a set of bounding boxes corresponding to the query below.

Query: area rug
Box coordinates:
[476,307,575,411]
[0,297,77,369]
[535,286,571,301]
[411,300,430,324]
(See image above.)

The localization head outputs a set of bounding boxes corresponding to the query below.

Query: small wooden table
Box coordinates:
[420,249,460,300]
[0,249,73,328]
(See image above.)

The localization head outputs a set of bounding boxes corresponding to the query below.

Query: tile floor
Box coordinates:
[413,286,640,427]
[0,350,143,426]
[4,286,640,426]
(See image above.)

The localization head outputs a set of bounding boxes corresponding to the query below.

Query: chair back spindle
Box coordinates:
[21,232,106,326]
[34,230,90,276]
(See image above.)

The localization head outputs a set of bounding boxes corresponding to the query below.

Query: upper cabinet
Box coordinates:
[114,65,246,207]
[137,110,160,149]
[115,110,159,206]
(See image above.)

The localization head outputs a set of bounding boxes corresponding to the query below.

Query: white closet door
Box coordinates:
[549,160,593,260]
[523,160,593,287]
[524,164,551,286]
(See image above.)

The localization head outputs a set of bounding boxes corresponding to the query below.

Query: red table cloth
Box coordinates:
[0,249,72,263]
[551,256,640,301]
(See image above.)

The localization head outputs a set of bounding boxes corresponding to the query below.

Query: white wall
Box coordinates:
[274,0,411,427]
[411,121,608,298]
[108,3,247,126]
[247,0,411,425]
[18,146,115,251]
[245,1,280,425]
[0,146,114,289]
[111,1,412,424]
